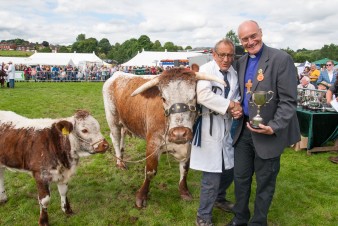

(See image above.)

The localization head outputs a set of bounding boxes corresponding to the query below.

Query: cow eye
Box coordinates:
[82,129,88,133]
[161,97,166,103]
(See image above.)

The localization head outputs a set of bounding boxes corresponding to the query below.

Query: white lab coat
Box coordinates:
[6,64,15,80]
[190,60,240,172]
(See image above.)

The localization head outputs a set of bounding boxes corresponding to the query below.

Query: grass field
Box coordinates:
[0,82,337,226]
[0,50,33,57]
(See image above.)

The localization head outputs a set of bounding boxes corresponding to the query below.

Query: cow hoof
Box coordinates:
[65,209,74,216]
[0,194,8,204]
[180,193,193,201]
[135,198,146,209]
[116,162,128,170]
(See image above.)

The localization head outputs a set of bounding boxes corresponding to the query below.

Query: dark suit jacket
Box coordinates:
[233,44,300,159]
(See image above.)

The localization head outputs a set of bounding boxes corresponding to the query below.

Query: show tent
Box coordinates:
[312,58,338,65]
[121,49,203,67]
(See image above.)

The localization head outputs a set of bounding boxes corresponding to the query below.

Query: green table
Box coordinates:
[296,108,338,153]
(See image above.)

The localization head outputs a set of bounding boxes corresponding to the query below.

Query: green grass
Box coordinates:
[0,82,338,226]
[0,50,33,57]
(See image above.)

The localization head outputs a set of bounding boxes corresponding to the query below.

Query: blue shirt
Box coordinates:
[243,46,264,116]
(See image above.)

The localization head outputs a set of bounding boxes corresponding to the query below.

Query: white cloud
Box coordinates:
[0,0,337,50]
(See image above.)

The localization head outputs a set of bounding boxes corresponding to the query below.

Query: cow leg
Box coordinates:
[57,183,73,215]
[0,167,8,203]
[179,158,193,201]
[110,125,126,169]
[34,174,51,226]
[135,142,159,208]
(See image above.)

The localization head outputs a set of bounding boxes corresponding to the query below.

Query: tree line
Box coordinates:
[2,31,338,64]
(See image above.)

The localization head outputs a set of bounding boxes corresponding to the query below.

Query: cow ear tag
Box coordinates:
[62,127,69,135]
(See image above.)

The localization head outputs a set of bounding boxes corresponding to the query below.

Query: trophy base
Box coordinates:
[250,123,262,129]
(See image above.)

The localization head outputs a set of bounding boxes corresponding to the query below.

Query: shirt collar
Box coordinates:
[248,44,264,59]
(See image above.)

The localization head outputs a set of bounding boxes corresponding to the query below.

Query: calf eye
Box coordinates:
[82,129,88,133]
[161,97,166,103]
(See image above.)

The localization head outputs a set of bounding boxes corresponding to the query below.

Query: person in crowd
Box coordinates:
[299,66,310,81]
[23,66,31,80]
[317,81,330,91]
[298,76,315,96]
[5,61,16,88]
[326,75,338,163]
[228,20,300,226]
[326,74,338,105]
[316,60,337,88]
[190,38,242,226]
[309,64,320,87]
[0,62,7,88]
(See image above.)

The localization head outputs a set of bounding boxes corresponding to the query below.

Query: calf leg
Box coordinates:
[135,142,159,208]
[34,174,51,226]
[0,167,8,203]
[57,183,73,215]
[179,158,193,200]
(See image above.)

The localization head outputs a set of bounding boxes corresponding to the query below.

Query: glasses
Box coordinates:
[216,52,234,60]
[240,33,259,43]
[326,64,332,66]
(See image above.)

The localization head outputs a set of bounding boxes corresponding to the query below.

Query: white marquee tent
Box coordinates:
[0,57,31,65]
[0,52,107,67]
[121,50,203,67]
[28,52,107,66]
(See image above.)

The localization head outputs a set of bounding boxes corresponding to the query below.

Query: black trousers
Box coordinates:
[233,126,280,226]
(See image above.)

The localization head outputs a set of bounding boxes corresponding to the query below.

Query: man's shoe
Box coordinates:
[329,156,338,164]
[226,219,247,226]
[195,215,214,226]
[214,200,234,212]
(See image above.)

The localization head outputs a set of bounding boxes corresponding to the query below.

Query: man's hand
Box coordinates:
[230,102,242,119]
[246,122,274,135]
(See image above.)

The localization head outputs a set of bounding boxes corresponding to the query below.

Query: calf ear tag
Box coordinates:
[62,127,70,135]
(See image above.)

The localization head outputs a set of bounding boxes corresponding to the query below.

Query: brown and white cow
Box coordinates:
[0,110,109,226]
[102,66,225,208]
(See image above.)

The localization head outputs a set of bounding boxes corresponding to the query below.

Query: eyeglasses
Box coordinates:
[326,64,332,66]
[240,33,259,43]
[216,52,234,60]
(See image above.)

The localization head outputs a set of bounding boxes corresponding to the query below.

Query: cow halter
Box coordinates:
[164,103,196,117]
[72,133,105,149]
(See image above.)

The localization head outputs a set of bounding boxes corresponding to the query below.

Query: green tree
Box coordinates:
[152,40,162,51]
[163,42,176,51]
[138,35,152,51]
[226,30,240,46]
[76,34,86,42]
[58,46,69,53]
[71,37,98,53]
[320,43,338,61]
[39,47,52,52]
[98,38,111,55]
[41,41,49,47]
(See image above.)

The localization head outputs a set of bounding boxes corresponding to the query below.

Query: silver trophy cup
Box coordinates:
[247,90,274,129]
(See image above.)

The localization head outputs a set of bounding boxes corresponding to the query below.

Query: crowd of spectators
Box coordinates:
[298,60,337,90]
[2,63,181,82]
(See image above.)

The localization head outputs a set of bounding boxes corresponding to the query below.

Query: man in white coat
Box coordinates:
[6,61,15,88]
[191,38,242,226]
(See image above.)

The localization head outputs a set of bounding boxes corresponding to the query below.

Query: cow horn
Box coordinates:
[131,77,160,96]
[195,72,226,86]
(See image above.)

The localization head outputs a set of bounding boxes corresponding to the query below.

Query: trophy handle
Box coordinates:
[266,91,274,103]
[247,91,254,105]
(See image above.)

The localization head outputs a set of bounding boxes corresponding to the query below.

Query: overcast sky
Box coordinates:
[1,0,337,51]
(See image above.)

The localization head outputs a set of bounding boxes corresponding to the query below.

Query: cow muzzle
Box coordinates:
[168,127,193,144]
[92,138,110,153]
